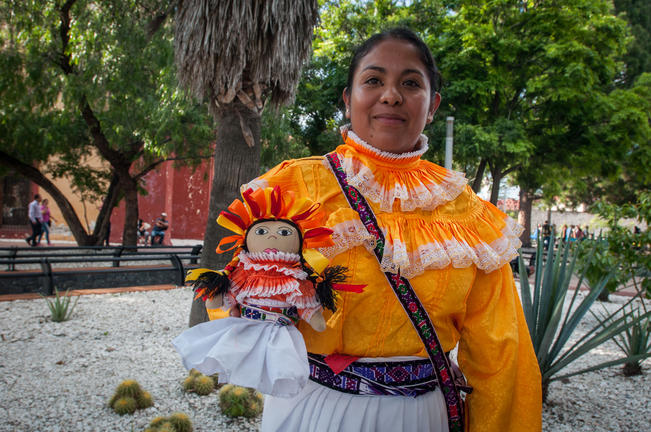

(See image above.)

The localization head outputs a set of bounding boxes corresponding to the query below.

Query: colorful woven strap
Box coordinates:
[308,353,437,397]
[326,152,465,432]
[240,304,299,326]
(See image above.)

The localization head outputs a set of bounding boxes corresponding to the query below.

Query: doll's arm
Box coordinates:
[307,310,326,332]
[186,268,231,304]
[205,296,223,309]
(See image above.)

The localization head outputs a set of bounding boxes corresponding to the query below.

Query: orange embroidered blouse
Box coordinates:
[241,128,542,431]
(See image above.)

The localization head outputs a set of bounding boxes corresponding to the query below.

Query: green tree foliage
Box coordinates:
[436,0,631,204]
[284,1,639,209]
[591,191,650,298]
[0,0,214,245]
[614,0,651,87]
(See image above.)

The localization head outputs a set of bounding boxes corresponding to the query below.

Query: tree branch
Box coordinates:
[58,0,77,74]
[0,149,87,236]
[500,163,521,177]
[134,155,212,181]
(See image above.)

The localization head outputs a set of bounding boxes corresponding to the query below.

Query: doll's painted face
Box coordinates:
[245,220,301,255]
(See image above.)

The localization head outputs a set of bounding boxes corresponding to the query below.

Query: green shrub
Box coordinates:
[108,380,153,415]
[41,288,79,322]
[219,384,264,418]
[576,238,624,301]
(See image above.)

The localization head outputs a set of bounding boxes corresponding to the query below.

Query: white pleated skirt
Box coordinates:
[172,317,309,398]
[261,369,449,432]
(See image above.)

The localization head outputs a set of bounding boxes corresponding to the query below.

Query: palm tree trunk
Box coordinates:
[189,100,261,327]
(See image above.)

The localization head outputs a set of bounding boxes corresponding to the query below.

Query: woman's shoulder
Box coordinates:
[243,155,333,195]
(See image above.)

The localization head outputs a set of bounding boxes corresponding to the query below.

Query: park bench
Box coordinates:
[511,247,537,278]
[0,245,203,295]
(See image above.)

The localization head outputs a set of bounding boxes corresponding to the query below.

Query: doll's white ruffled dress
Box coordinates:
[173,251,322,397]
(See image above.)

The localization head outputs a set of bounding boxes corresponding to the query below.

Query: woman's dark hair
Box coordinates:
[345,28,441,99]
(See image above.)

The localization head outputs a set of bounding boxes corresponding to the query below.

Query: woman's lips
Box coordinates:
[374,114,406,125]
[264,248,279,253]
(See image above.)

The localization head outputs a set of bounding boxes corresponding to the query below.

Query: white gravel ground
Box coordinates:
[0,287,648,432]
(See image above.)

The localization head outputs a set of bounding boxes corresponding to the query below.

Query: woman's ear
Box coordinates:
[426,92,442,124]
[342,88,351,119]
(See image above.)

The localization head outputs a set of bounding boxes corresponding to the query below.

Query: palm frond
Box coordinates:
[174,0,319,113]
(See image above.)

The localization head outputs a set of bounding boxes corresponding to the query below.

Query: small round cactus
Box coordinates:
[210,374,221,388]
[219,385,264,418]
[156,422,175,432]
[149,417,167,428]
[113,396,137,415]
[169,412,193,432]
[109,379,153,415]
[144,412,193,432]
[116,379,141,398]
[182,376,195,392]
[193,375,214,396]
[181,370,218,396]
[137,390,154,409]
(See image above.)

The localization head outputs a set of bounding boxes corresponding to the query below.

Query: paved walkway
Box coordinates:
[0,284,178,302]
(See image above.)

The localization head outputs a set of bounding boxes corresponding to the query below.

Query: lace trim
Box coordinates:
[231,277,303,301]
[337,154,467,212]
[238,252,307,279]
[341,125,429,160]
[318,219,376,258]
[380,216,523,278]
[318,213,523,278]
[240,177,269,192]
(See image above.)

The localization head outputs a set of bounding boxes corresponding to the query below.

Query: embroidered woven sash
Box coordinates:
[240,304,299,326]
[326,152,465,432]
[308,353,438,397]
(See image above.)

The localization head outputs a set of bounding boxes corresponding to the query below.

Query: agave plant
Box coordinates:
[41,288,79,322]
[518,235,651,401]
[593,303,651,376]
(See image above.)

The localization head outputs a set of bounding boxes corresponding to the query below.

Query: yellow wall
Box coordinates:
[37,151,108,238]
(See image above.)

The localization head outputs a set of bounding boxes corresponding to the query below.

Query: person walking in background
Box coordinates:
[25,194,42,247]
[151,212,169,245]
[542,220,551,249]
[560,224,568,243]
[37,198,57,246]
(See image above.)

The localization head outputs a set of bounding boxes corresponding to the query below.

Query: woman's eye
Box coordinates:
[254,227,269,235]
[277,228,293,236]
[365,77,381,85]
[404,79,421,87]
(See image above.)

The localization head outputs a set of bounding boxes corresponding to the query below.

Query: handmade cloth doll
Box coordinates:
[173,186,344,397]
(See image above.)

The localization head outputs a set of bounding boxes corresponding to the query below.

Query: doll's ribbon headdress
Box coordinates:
[215,186,334,274]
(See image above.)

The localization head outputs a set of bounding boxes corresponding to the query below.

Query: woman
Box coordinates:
[38,198,56,246]
[228,28,541,431]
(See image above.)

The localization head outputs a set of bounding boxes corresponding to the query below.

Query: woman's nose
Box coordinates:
[380,84,402,105]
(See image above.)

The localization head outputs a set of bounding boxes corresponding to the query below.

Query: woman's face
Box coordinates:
[343,39,441,154]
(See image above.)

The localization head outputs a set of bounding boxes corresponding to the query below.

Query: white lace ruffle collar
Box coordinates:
[340,125,429,161]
